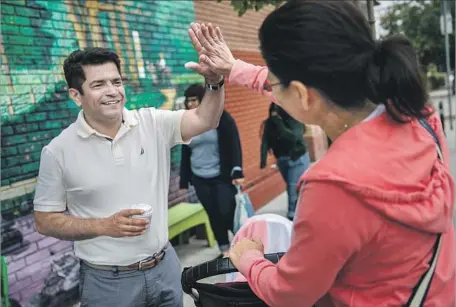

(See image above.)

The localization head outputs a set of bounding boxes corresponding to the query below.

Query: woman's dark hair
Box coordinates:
[63,48,121,95]
[259,0,430,123]
[184,84,205,109]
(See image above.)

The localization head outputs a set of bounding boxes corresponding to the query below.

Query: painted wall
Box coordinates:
[1,0,200,305]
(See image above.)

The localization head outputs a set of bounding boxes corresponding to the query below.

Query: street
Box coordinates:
[429,90,456,227]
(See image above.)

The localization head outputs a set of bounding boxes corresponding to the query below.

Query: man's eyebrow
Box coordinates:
[89,78,122,86]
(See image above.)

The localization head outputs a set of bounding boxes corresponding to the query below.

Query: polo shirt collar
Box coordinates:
[76,108,138,138]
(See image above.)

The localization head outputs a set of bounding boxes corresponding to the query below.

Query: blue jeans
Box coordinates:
[277,153,310,219]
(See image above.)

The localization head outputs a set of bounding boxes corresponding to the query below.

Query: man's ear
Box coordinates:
[69,88,82,107]
[289,80,310,111]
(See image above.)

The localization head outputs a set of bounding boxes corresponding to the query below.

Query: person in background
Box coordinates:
[439,101,446,135]
[180,84,244,257]
[189,2,455,305]
[260,102,310,220]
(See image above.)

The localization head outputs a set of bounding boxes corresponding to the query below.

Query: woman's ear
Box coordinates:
[289,80,310,111]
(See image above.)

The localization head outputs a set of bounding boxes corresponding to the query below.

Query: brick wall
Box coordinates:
[194,0,328,208]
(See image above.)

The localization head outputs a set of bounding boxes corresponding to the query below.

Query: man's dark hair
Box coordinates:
[184,84,205,108]
[63,47,121,95]
[259,0,430,123]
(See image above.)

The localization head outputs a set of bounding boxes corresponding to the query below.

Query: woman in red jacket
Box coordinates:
[187,0,455,306]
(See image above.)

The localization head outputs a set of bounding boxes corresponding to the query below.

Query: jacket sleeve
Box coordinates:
[237,182,382,307]
[260,122,269,169]
[179,145,192,189]
[228,60,276,102]
[223,112,244,179]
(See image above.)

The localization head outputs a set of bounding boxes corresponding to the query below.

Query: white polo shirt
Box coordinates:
[34,107,187,265]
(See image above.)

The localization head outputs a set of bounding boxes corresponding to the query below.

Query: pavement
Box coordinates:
[176,90,456,307]
[430,90,456,227]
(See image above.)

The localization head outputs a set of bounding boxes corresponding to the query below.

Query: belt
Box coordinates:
[82,244,168,272]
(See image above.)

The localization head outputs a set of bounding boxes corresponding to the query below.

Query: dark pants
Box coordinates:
[191,174,236,251]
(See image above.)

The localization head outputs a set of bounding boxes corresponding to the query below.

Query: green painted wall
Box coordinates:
[1,1,200,305]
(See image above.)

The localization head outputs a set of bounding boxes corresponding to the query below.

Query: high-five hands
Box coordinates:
[186,23,235,80]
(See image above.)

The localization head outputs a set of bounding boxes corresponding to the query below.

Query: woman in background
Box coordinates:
[179,84,244,257]
[260,102,310,220]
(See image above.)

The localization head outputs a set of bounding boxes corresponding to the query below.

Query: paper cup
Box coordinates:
[130,204,153,222]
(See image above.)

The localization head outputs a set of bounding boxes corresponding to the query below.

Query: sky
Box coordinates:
[374,0,401,39]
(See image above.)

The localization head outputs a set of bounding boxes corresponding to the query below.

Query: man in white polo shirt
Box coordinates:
[33,23,225,307]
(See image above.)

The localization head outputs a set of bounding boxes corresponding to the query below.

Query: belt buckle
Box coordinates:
[138,248,166,270]
[138,258,152,271]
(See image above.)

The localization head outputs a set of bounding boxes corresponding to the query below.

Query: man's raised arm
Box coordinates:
[180,23,226,141]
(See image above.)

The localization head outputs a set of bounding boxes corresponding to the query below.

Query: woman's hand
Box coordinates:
[186,23,223,82]
[187,23,235,77]
[229,238,264,269]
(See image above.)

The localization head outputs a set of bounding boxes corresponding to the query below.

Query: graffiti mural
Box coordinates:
[0,0,201,305]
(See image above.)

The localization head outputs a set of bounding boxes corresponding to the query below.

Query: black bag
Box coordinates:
[181,253,284,307]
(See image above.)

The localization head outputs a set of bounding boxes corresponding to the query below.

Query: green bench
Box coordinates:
[168,202,215,248]
[1,256,11,307]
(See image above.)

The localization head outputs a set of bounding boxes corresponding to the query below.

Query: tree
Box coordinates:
[218,0,380,17]
[217,0,283,16]
[379,0,455,71]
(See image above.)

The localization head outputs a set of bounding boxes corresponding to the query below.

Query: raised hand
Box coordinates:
[186,23,235,80]
[101,209,149,238]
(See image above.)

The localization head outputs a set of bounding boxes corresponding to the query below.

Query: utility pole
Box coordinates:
[366,0,376,38]
[354,0,377,38]
[441,0,453,130]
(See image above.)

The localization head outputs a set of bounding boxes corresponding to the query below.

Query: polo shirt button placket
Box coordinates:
[111,141,124,166]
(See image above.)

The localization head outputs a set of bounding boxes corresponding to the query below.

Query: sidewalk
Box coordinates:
[429,90,456,214]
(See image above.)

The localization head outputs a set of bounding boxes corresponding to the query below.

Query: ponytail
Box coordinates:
[365,35,431,123]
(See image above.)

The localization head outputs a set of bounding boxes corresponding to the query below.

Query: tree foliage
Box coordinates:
[219,0,454,72]
[379,0,455,71]
[217,0,283,16]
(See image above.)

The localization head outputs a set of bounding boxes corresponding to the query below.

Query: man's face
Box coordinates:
[75,62,126,123]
